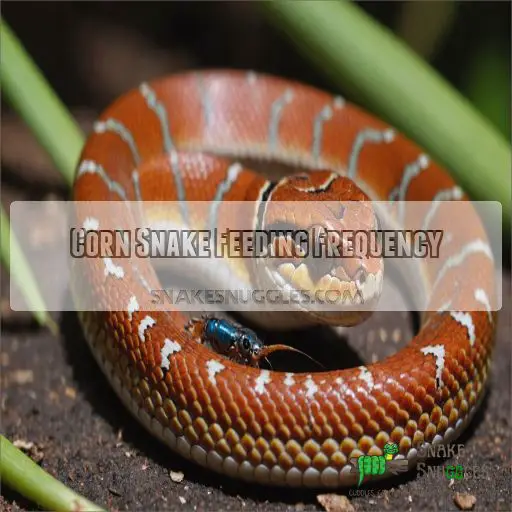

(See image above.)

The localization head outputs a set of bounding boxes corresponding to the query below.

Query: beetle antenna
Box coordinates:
[260,344,325,370]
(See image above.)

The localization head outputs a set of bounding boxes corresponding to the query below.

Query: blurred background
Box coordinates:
[1,1,510,198]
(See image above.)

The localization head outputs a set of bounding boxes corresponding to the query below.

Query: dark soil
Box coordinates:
[1,272,510,511]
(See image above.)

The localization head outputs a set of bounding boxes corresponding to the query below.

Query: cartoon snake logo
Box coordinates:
[355,442,400,486]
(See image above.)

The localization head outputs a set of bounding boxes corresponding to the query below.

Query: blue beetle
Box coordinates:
[203,318,263,366]
[186,316,322,369]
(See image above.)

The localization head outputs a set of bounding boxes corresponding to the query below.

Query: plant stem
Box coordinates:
[0,436,104,511]
[263,0,511,228]
[0,19,84,185]
[1,203,58,334]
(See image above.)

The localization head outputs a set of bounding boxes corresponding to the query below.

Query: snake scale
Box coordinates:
[72,71,496,488]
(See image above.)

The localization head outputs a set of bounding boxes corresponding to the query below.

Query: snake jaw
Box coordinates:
[258,254,382,327]
[257,219,383,323]
[258,178,383,324]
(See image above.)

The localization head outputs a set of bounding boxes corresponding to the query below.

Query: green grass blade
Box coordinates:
[0,206,58,334]
[0,19,85,186]
[0,20,93,510]
[263,0,511,228]
[465,41,510,140]
[0,19,73,333]
[0,435,105,511]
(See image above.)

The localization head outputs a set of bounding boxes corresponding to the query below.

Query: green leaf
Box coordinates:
[0,435,104,511]
[0,19,84,185]
[263,0,511,229]
[0,20,93,511]
[0,18,86,331]
[0,206,58,334]
[465,40,510,140]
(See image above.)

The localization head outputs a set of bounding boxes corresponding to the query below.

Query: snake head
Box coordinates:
[258,171,383,326]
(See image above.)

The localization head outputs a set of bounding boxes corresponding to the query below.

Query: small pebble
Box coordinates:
[454,493,476,510]
[170,470,184,483]
[317,494,354,512]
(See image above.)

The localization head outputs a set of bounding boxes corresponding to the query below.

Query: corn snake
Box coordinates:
[72,71,496,488]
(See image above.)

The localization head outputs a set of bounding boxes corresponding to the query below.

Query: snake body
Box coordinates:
[72,71,496,487]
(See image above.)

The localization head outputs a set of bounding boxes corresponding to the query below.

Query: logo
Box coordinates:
[444,464,465,480]
[350,443,408,486]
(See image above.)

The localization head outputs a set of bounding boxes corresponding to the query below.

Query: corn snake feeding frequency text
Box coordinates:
[72,71,496,488]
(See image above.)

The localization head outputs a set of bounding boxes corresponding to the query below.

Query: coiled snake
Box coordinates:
[72,71,495,488]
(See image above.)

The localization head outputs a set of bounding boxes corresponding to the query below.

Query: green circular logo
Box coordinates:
[384,442,399,456]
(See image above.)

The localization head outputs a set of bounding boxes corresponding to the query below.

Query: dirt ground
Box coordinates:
[1,271,510,512]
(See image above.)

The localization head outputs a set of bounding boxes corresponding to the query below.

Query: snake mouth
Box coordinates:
[272,260,383,306]
[260,228,383,308]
